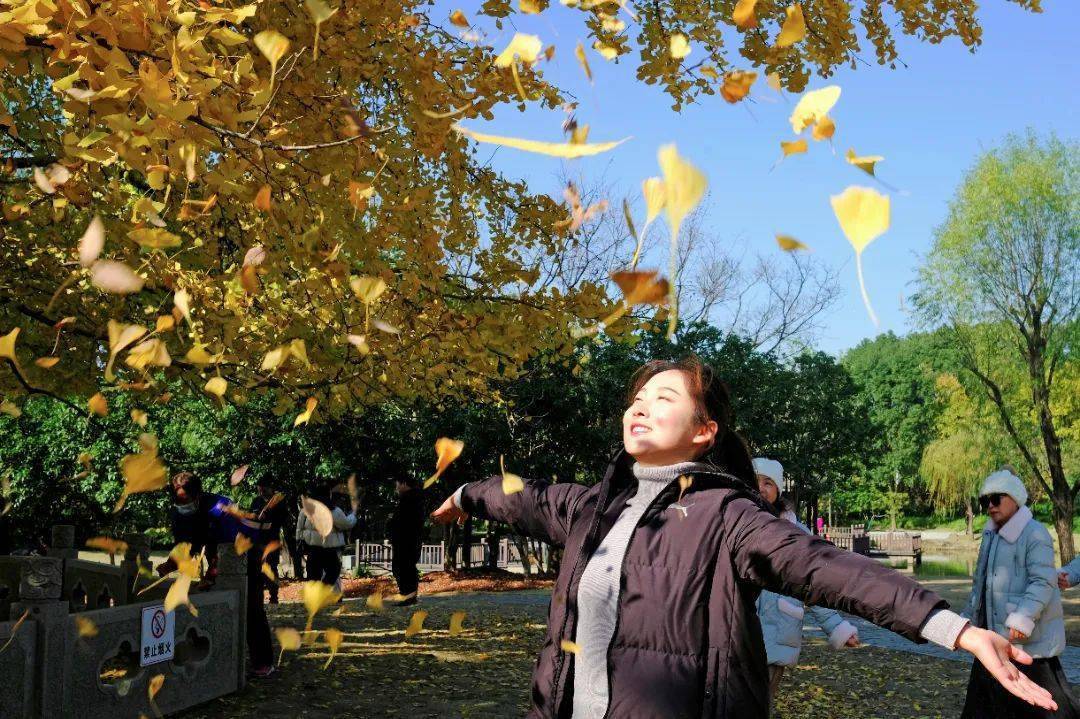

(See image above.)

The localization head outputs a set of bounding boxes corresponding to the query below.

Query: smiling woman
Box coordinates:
[432,356,1058,718]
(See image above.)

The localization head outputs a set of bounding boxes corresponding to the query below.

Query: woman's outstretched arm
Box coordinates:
[431,476,589,548]
[722,496,1057,711]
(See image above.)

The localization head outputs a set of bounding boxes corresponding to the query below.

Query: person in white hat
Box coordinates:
[959,467,1077,718]
[752,457,860,709]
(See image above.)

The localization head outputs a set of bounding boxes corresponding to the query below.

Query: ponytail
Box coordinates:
[702,427,756,491]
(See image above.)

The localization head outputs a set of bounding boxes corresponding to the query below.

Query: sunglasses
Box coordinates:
[978,493,1007,510]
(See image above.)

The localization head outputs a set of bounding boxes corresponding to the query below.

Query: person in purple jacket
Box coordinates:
[432,356,1056,718]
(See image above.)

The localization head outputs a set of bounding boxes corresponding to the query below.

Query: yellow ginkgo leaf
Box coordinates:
[234,533,253,556]
[155,315,175,333]
[669,33,690,60]
[405,610,428,637]
[114,443,168,512]
[169,543,201,578]
[88,392,109,417]
[424,437,464,489]
[494,33,542,68]
[254,30,290,84]
[185,344,216,366]
[454,126,629,159]
[767,72,783,92]
[302,496,335,538]
[261,562,276,582]
[366,592,384,612]
[75,615,98,638]
[294,396,318,427]
[128,228,182,249]
[449,9,469,27]
[593,41,618,61]
[124,339,171,372]
[560,639,581,654]
[132,409,150,427]
[302,580,342,630]
[830,186,890,325]
[733,0,758,29]
[204,376,227,399]
[811,115,836,141]
[775,4,806,48]
[846,148,884,176]
[304,0,337,60]
[105,321,148,381]
[322,628,344,669]
[164,574,196,616]
[500,455,524,495]
[520,0,542,13]
[657,144,706,338]
[611,270,670,307]
[642,177,665,228]
[574,42,592,83]
[720,70,757,104]
[79,215,105,267]
[449,611,467,637]
[350,276,387,303]
[780,139,808,157]
[86,536,129,556]
[148,673,164,702]
[173,289,191,322]
[790,86,841,134]
[776,234,811,252]
[253,184,272,212]
[90,260,144,294]
[275,626,302,665]
[35,356,59,369]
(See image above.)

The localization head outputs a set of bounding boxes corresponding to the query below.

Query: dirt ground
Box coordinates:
[180,586,975,719]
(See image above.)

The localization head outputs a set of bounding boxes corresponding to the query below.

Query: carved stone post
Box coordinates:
[13,556,69,718]
[214,543,248,691]
[47,526,76,561]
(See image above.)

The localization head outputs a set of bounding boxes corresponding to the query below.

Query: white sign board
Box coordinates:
[140,604,175,667]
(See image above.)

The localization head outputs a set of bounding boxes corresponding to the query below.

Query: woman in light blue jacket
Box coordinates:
[753,459,859,706]
[961,468,1078,718]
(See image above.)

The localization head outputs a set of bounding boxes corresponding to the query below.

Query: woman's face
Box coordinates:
[986,493,1019,525]
[757,474,779,505]
[623,369,717,466]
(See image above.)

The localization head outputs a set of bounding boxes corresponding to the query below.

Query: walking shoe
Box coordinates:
[388,592,418,606]
[252,665,275,678]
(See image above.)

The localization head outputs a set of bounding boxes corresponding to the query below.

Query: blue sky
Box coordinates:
[446,1,1079,356]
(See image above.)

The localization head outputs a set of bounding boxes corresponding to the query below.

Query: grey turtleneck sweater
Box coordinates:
[571,461,711,719]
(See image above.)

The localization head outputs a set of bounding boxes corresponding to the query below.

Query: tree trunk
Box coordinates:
[513,535,531,578]
[462,516,473,569]
[965,498,974,537]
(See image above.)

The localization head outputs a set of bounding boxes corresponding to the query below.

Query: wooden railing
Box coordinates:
[823,526,870,555]
[868,531,923,561]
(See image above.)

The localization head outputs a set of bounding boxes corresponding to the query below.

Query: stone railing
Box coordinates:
[0,543,247,719]
[348,538,546,572]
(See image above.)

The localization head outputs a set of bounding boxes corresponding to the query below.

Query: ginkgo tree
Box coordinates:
[0,0,1041,419]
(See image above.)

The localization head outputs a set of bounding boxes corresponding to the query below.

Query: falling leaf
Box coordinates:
[243,245,267,267]
[35,356,59,369]
[500,455,524,495]
[75,615,98,638]
[350,276,387,303]
[593,41,618,60]
[230,465,249,486]
[33,166,56,194]
[170,543,201,578]
[0,610,30,654]
[733,0,758,29]
[125,339,171,371]
[424,437,464,489]
[779,139,809,159]
[86,536,129,556]
[88,392,109,416]
[611,270,669,306]
[261,562,276,582]
[234,534,253,556]
[454,126,629,159]
[811,115,835,141]
[776,234,810,252]
[304,0,337,60]
[1,400,22,418]
[155,315,175,333]
[775,4,806,47]
[276,627,302,665]
[767,72,783,92]
[148,674,164,702]
[322,628,343,669]
[790,86,841,133]
[720,70,757,104]
[164,574,196,616]
[173,290,191,322]
[294,396,318,427]
[449,611,467,636]
[669,33,690,60]
[560,639,581,654]
[105,321,148,381]
[128,228,182,249]
[494,33,542,67]
[91,260,144,294]
[302,496,335,538]
[574,42,592,83]
[114,443,168,512]
[449,9,469,27]
[405,610,428,637]
[204,376,227,398]
[372,319,400,335]
[657,144,706,337]
[79,215,105,267]
[254,30,290,85]
[846,148,884,176]
[830,186,890,325]
[253,184,272,212]
[302,581,342,630]
[366,592,384,612]
[263,540,282,560]
[346,334,370,355]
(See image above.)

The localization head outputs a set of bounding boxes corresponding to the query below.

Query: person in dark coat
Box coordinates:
[389,475,425,605]
[251,483,289,603]
[157,472,276,677]
[433,357,1057,719]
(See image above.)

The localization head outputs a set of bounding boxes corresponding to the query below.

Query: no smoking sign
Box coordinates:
[140,604,175,667]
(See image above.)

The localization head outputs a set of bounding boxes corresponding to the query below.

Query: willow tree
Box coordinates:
[0,0,1043,420]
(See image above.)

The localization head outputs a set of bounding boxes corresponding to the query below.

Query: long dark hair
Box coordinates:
[627,357,756,489]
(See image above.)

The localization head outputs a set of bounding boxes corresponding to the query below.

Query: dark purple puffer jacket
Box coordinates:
[460,452,947,718]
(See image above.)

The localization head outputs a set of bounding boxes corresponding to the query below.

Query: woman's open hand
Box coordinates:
[431,495,468,526]
[956,625,1056,710]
